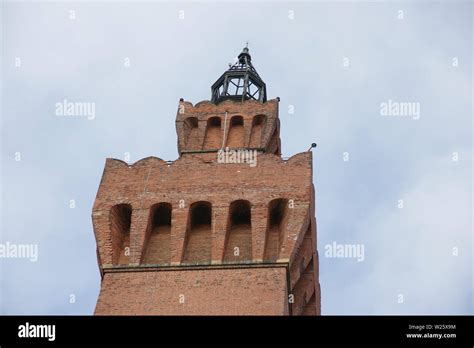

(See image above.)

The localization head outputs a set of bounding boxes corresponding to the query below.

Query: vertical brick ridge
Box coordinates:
[170,202,189,265]
[211,205,229,263]
[251,203,267,261]
[130,165,153,265]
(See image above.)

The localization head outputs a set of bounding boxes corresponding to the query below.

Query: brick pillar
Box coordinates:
[171,202,189,265]
[279,203,309,262]
[244,117,252,147]
[211,204,229,264]
[92,209,112,266]
[251,203,267,262]
[196,119,207,150]
[130,207,149,265]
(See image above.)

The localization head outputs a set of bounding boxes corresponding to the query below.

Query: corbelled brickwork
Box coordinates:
[176,99,281,155]
[92,91,320,314]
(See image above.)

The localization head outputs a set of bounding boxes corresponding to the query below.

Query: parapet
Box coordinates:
[175,99,281,155]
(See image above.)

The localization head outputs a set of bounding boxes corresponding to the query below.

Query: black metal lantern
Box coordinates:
[211,46,267,104]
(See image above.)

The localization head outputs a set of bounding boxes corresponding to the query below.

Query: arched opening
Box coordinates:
[263,198,288,261]
[226,116,245,148]
[184,117,199,149]
[183,201,212,263]
[110,204,132,265]
[203,117,222,149]
[224,200,252,262]
[143,203,172,264]
[184,116,198,128]
[249,115,266,148]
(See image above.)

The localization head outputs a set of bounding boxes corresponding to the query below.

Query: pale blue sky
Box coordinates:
[1,1,472,314]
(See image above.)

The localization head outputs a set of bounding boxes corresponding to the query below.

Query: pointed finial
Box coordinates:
[241,42,250,56]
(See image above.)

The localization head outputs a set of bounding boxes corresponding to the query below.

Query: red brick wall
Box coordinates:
[95,266,289,315]
[223,224,252,262]
[142,226,171,264]
[92,152,313,266]
[176,99,280,154]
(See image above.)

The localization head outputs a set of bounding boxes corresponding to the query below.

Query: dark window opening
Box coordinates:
[231,116,244,127]
[191,202,212,227]
[269,199,286,227]
[230,200,251,226]
[208,117,221,128]
[152,203,172,227]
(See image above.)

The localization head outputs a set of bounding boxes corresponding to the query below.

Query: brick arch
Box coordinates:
[203,116,222,149]
[263,198,288,261]
[109,203,132,265]
[142,202,172,265]
[226,115,245,148]
[249,115,267,148]
[224,200,252,262]
[183,201,212,264]
[183,117,199,149]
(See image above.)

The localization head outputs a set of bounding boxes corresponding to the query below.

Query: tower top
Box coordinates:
[211,46,267,104]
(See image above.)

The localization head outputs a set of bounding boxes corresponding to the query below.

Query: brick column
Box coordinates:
[129,208,149,265]
[279,203,309,262]
[251,203,267,261]
[196,119,207,150]
[244,117,252,147]
[211,204,229,264]
[92,209,112,267]
[170,201,189,265]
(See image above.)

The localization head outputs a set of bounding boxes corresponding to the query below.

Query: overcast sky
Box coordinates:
[1,1,472,314]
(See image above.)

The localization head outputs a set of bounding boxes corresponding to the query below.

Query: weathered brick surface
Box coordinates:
[109,204,131,265]
[92,98,320,315]
[94,267,288,315]
[142,226,171,264]
[92,153,312,265]
[183,224,212,263]
[223,224,252,262]
[176,99,280,154]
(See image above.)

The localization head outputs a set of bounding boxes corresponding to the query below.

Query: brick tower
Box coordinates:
[92,47,321,315]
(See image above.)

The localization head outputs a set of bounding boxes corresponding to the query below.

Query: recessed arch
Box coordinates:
[184,116,198,129]
[203,116,222,149]
[263,198,288,261]
[184,117,199,149]
[226,116,245,148]
[249,115,266,148]
[143,203,172,264]
[110,203,132,265]
[183,201,212,263]
[224,200,252,262]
